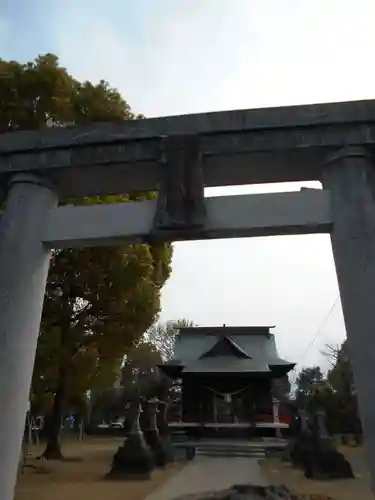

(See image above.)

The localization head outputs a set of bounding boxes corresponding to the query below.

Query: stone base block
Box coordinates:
[107,432,154,479]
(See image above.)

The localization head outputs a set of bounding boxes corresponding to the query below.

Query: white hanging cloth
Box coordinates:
[223,394,232,404]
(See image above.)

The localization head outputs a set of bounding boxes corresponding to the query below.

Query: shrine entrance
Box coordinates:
[214,395,231,423]
[212,394,246,424]
[1,100,375,498]
[210,388,246,423]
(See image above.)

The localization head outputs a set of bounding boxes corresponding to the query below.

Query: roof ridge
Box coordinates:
[199,335,251,359]
[178,326,274,336]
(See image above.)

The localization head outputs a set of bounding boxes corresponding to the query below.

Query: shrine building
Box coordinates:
[159,325,295,437]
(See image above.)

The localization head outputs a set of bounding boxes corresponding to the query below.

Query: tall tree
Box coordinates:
[295,365,324,409]
[117,319,196,406]
[120,341,163,400]
[0,54,173,458]
[145,318,195,361]
[327,340,361,436]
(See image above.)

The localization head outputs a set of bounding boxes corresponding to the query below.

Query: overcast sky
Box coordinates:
[2,0,375,376]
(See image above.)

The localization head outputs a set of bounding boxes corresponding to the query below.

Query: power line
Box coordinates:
[293,294,340,373]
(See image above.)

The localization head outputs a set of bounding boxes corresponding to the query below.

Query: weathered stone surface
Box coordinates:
[143,429,169,468]
[303,445,354,481]
[289,412,354,480]
[107,432,154,479]
[143,399,169,468]
[157,400,169,436]
[153,135,206,232]
[156,400,174,463]
[290,431,314,470]
[107,400,154,479]
[171,483,306,499]
[2,100,375,198]
[171,484,263,499]
[40,190,332,249]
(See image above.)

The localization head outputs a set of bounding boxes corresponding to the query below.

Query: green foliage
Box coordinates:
[327,340,353,392]
[89,388,124,424]
[326,340,361,434]
[295,342,361,436]
[121,318,196,399]
[89,318,195,421]
[120,342,163,400]
[33,242,166,415]
[122,342,163,380]
[0,53,135,132]
[295,365,324,408]
[0,54,173,436]
[88,341,163,425]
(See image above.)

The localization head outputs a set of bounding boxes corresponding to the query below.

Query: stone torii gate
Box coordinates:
[1,99,375,498]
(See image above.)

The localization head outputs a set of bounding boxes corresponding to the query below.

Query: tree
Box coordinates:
[0,54,173,458]
[89,342,163,425]
[145,318,195,361]
[327,340,361,437]
[121,341,163,397]
[88,319,197,425]
[118,319,196,407]
[88,388,124,426]
[295,366,324,409]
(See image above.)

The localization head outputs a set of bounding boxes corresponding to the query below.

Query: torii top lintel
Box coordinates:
[0,99,374,198]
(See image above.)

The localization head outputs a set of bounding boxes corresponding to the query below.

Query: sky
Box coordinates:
[1,0,375,376]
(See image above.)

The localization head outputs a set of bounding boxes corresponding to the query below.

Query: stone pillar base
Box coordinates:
[160,434,175,464]
[144,429,169,468]
[107,432,154,480]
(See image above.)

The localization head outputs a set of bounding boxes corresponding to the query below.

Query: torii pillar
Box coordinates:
[0,174,57,500]
[322,147,375,493]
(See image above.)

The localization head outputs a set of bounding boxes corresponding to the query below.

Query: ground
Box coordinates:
[144,455,266,500]
[260,445,373,500]
[14,439,374,500]
[15,437,183,500]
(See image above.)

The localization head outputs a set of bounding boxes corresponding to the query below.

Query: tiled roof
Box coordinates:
[164,325,295,375]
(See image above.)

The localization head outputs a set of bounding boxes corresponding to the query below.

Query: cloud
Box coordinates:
[52,0,375,117]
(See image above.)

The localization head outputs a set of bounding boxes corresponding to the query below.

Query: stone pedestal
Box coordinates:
[315,409,330,441]
[303,437,354,481]
[143,398,168,468]
[157,400,174,463]
[289,413,313,470]
[290,408,354,480]
[299,409,309,433]
[108,401,154,479]
[157,400,169,436]
[0,175,57,500]
[272,398,282,439]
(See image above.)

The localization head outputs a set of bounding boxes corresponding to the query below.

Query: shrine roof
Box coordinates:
[163,325,295,375]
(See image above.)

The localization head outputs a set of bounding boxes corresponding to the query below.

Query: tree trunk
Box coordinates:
[41,385,64,459]
[41,324,70,460]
